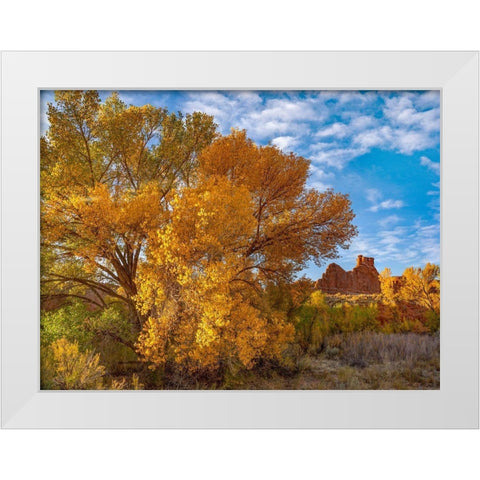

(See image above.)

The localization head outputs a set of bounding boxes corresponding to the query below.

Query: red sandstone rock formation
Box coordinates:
[315,255,381,294]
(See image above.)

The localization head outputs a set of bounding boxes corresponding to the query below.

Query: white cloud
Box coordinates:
[271,136,299,152]
[239,96,325,139]
[378,226,409,247]
[414,91,440,109]
[384,92,440,128]
[366,188,382,203]
[310,146,368,169]
[332,91,377,105]
[240,117,310,139]
[383,95,418,125]
[349,115,376,129]
[369,199,405,212]
[353,126,392,150]
[233,91,263,106]
[415,222,440,265]
[420,155,440,175]
[308,164,334,179]
[307,164,334,191]
[180,92,318,140]
[247,98,317,123]
[365,188,404,214]
[329,92,441,159]
[315,122,348,139]
[378,214,401,227]
[345,218,439,273]
[341,207,439,274]
[353,125,436,155]
[308,180,333,191]
[181,92,241,132]
[176,90,440,169]
[393,130,436,154]
[383,95,439,132]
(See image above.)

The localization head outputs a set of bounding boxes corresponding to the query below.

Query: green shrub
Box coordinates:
[41,302,95,349]
[327,302,379,334]
[41,301,138,375]
[294,291,330,353]
[425,310,440,333]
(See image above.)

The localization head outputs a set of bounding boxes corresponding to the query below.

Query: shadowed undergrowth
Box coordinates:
[223,332,440,390]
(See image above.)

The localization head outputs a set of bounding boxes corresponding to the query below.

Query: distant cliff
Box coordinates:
[315,255,381,294]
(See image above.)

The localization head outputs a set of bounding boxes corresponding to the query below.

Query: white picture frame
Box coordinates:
[1,51,478,428]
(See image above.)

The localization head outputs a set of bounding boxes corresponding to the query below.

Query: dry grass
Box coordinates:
[333,331,439,367]
[226,332,440,390]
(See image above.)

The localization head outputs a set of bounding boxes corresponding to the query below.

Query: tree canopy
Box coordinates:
[41,90,357,375]
[380,263,440,313]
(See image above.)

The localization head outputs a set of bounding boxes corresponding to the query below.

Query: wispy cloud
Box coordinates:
[315,122,348,139]
[369,199,405,212]
[345,219,439,275]
[366,188,382,204]
[420,155,440,175]
[365,188,405,213]
[378,214,401,227]
[307,164,334,191]
[353,125,437,155]
[414,221,440,265]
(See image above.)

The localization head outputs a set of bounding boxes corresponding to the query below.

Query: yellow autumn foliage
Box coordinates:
[41,92,357,383]
[135,176,295,372]
[42,338,105,389]
[380,264,440,313]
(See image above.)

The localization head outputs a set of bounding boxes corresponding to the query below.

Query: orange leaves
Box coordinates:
[198,130,357,278]
[43,182,163,261]
[41,93,357,380]
[199,129,308,204]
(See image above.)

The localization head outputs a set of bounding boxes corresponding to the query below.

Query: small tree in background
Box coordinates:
[399,264,440,313]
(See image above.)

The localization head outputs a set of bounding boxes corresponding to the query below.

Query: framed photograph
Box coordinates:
[1,51,478,428]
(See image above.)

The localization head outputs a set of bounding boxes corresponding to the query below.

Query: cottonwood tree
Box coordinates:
[135,130,357,373]
[42,94,357,375]
[41,91,217,334]
[380,264,440,313]
[400,264,440,313]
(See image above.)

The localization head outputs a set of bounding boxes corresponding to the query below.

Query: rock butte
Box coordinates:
[315,255,382,294]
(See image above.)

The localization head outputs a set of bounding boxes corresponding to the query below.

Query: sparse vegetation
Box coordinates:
[220,333,439,390]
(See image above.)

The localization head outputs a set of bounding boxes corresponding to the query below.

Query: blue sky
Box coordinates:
[40,90,440,279]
